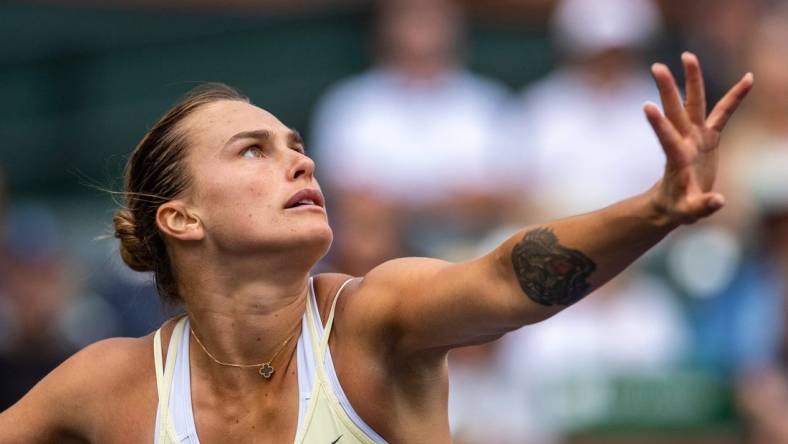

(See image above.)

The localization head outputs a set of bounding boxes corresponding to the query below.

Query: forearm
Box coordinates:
[369,184,689,353]
[495,183,675,313]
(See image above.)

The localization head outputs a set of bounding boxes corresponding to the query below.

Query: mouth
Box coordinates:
[284,188,325,210]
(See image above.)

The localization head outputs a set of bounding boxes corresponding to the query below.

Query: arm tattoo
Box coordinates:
[511,227,596,306]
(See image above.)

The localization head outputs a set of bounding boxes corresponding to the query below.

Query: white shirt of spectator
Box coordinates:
[311,68,507,203]
[502,68,665,218]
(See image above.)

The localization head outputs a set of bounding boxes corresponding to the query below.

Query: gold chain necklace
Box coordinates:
[190,323,299,379]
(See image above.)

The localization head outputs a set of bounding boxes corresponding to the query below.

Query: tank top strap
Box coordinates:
[153,329,165,388]
[317,277,357,363]
[153,316,188,444]
[304,278,323,351]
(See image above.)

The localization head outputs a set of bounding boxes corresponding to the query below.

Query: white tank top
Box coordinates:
[152,277,388,444]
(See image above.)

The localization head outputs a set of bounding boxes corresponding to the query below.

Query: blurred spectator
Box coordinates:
[479,1,694,441]
[713,9,788,234]
[0,205,78,409]
[733,181,788,443]
[95,246,170,338]
[738,365,788,444]
[675,0,763,103]
[502,0,665,219]
[311,0,510,271]
[323,191,405,277]
[682,7,788,373]
[0,204,119,409]
[704,9,788,443]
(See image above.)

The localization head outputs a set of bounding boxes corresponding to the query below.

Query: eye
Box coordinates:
[242,145,264,158]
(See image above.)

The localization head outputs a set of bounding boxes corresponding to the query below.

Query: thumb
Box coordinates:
[686,192,725,221]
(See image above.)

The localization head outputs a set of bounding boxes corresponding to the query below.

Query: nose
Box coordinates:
[289,152,315,182]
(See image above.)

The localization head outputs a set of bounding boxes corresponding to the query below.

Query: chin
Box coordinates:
[293,221,334,257]
[312,224,334,252]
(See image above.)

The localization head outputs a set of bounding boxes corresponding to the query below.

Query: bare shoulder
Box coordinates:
[360,257,450,289]
[312,272,355,323]
[313,271,392,332]
[79,317,184,407]
[0,321,176,443]
[68,335,155,394]
[338,257,451,318]
[313,258,450,350]
[316,258,448,302]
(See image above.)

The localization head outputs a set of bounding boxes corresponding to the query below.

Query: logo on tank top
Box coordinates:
[330,435,343,444]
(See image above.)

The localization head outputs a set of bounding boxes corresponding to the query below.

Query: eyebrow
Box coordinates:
[223,128,304,148]
[224,129,272,148]
[288,129,304,146]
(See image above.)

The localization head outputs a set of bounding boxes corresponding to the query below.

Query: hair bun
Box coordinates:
[113,209,154,272]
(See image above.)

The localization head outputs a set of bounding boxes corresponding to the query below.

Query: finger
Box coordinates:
[682,52,706,125]
[707,72,754,132]
[651,63,693,135]
[644,102,685,165]
[684,192,726,221]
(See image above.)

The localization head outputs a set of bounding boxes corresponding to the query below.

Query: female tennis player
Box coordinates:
[0,53,751,443]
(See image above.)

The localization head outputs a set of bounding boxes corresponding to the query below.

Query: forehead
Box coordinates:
[180,100,289,153]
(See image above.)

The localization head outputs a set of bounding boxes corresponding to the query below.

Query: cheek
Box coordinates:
[197,174,281,227]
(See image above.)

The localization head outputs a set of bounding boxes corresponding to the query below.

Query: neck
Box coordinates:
[175,248,314,387]
[385,57,455,83]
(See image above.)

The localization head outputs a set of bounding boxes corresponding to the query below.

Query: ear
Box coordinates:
[156,201,204,242]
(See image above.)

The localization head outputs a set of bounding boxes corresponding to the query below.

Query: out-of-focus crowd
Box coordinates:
[2,0,788,442]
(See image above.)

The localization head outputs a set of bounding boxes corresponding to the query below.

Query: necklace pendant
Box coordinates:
[259,362,275,379]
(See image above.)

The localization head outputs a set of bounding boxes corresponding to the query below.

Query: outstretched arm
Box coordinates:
[351,53,753,355]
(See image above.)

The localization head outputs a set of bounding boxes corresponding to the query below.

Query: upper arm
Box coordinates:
[347,249,557,356]
[0,337,148,443]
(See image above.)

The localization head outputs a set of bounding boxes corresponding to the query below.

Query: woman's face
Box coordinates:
[177,100,332,258]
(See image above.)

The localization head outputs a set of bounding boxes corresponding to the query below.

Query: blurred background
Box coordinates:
[1,0,788,442]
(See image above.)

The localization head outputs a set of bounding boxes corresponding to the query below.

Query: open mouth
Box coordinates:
[285,188,325,209]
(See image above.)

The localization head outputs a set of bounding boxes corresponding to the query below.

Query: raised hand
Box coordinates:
[645,52,753,225]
